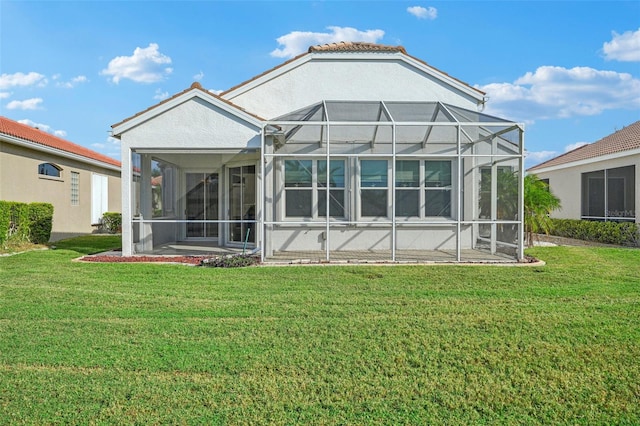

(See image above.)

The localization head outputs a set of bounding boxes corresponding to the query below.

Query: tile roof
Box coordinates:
[0,116,121,168]
[528,120,640,171]
[308,41,407,54]
[221,43,484,98]
[111,82,266,131]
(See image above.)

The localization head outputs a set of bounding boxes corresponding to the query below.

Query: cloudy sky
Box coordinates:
[1,1,639,167]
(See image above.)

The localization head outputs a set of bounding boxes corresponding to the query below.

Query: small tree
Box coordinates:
[524,174,561,247]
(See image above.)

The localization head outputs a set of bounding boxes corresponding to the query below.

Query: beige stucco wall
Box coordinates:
[0,140,121,241]
[532,153,639,223]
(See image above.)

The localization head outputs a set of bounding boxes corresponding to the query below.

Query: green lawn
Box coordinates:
[1,236,638,424]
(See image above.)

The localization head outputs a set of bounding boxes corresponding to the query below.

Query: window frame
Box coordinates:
[70,171,79,206]
[282,158,347,220]
[38,162,62,179]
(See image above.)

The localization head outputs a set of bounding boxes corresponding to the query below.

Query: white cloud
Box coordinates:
[209,88,223,95]
[17,119,67,137]
[56,75,89,88]
[0,72,47,89]
[0,92,11,99]
[101,43,173,84]
[6,98,43,110]
[564,141,589,152]
[153,88,169,100]
[92,136,121,159]
[193,71,204,81]
[407,6,437,20]
[603,28,640,62]
[478,66,640,122]
[270,26,385,59]
[525,150,558,164]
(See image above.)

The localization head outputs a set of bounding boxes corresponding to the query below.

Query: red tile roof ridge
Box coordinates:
[112,83,266,131]
[0,116,121,168]
[528,120,640,171]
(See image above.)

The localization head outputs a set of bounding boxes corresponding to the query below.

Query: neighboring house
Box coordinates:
[112,42,525,262]
[528,120,639,224]
[0,116,122,241]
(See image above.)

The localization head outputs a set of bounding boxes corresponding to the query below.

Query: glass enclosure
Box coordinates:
[127,100,524,262]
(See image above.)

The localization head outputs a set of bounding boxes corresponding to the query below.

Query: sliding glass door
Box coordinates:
[228,165,256,244]
[185,172,219,238]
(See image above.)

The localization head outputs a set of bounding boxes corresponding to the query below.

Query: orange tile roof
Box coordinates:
[528,120,640,171]
[221,43,484,98]
[111,82,266,131]
[0,116,121,168]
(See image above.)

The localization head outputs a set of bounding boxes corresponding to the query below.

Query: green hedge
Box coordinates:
[0,201,54,246]
[550,218,639,247]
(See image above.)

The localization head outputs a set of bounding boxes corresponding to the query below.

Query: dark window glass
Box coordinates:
[38,163,61,177]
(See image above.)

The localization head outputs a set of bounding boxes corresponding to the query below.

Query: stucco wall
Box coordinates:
[120,97,261,149]
[0,141,121,241]
[533,153,639,223]
[225,57,481,119]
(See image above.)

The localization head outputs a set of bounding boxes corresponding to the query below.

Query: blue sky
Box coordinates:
[1,1,639,167]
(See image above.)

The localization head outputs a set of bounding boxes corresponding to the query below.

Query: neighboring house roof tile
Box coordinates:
[0,116,121,168]
[111,82,266,131]
[221,42,485,98]
[528,120,640,171]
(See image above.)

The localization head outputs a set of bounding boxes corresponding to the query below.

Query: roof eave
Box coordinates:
[2,133,121,172]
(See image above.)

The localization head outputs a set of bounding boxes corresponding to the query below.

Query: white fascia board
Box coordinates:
[112,89,264,136]
[529,148,640,174]
[221,54,312,100]
[388,54,485,102]
[1,134,121,172]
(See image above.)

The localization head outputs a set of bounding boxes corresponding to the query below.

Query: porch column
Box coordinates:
[121,146,133,256]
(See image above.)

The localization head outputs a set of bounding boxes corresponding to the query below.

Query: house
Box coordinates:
[0,116,122,241]
[528,120,639,224]
[112,42,525,262]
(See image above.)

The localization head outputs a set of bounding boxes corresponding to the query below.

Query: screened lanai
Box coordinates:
[261,100,524,263]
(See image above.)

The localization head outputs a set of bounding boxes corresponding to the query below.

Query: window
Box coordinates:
[361,160,388,217]
[582,165,635,221]
[285,160,312,217]
[318,160,345,217]
[395,160,420,216]
[38,163,62,177]
[394,160,453,218]
[284,159,346,218]
[425,161,452,217]
[70,171,79,205]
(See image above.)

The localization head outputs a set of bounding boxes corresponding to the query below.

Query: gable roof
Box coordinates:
[111,82,266,135]
[528,120,640,172]
[0,116,121,169]
[221,42,485,101]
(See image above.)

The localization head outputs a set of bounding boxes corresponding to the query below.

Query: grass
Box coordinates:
[0,237,638,424]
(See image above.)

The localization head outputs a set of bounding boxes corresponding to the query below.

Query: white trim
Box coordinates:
[1,133,120,172]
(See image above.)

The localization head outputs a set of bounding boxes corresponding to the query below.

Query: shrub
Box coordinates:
[200,253,260,268]
[28,203,54,244]
[550,219,639,247]
[0,201,53,246]
[101,212,122,234]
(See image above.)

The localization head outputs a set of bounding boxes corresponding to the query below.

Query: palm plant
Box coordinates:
[524,174,561,247]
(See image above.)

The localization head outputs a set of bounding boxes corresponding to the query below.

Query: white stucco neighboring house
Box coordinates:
[112,42,525,262]
[528,120,639,224]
